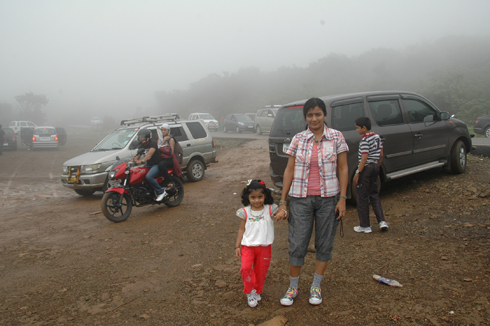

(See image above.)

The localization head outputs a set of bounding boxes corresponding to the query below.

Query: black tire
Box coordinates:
[485,126,490,138]
[223,126,227,133]
[236,127,242,133]
[101,192,133,223]
[186,159,205,182]
[74,189,95,196]
[450,140,466,174]
[256,125,262,135]
[163,176,184,207]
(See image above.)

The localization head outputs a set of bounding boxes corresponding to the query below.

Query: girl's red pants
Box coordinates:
[240,245,271,294]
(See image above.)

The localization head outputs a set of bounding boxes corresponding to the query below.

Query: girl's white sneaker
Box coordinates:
[247,292,258,307]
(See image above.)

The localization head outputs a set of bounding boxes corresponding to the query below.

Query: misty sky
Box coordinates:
[1,0,490,117]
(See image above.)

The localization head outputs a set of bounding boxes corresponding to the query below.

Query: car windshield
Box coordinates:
[270,107,306,136]
[35,128,56,136]
[92,128,138,151]
[3,128,13,136]
[235,114,254,122]
[200,114,215,120]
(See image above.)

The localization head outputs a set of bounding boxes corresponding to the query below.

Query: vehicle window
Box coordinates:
[186,122,207,139]
[258,110,265,117]
[272,107,306,136]
[403,99,436,123]
[368,100,404,126]
[331,103,364,131]
[28,122,35,127]
[4,128,13,136]
[170,126,188,142]
[92,128,137,151]
[9,122,14,126]
[150,129,158,141]
[235,114,253,122]
[35,128,56,136]
[200,114,214,120]
[21,122,27,126]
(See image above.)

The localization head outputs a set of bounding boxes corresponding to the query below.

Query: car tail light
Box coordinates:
[476,119,480,123]
[212,139,215,148]
[12,135,15,140]
[32,136,36,142]
[55,135,58,141]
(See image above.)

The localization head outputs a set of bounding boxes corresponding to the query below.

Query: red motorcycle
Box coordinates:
[101,159,184,222]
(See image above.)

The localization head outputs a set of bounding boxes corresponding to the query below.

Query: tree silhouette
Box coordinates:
[14,92,48,124]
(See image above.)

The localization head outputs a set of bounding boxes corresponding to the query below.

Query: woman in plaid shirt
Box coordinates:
[275,97,349,306]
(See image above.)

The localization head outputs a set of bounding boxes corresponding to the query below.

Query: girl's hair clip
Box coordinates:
[246,179,252,186]
[259,180,265,186]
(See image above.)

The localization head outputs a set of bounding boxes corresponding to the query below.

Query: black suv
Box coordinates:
[269,91,474,199]
[474,115,490,138]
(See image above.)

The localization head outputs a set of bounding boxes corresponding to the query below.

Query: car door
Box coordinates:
[264,109,274,132]
[367,95,414,172]
[401,95,449,164]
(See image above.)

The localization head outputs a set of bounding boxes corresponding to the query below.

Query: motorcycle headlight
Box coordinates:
[62,166,68,174]
[81,163,102,173]
[109,170,118,179]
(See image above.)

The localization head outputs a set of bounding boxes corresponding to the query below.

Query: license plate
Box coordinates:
[282,143,290,153]
[41,137,50,141]
[248,125,253,128]
[3,143,7,146]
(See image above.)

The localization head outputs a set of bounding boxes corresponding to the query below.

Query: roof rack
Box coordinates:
[120,113,180,126]
[265,105,282,108]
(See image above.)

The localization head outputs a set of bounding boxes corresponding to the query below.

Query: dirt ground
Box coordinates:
[1,129,489,326]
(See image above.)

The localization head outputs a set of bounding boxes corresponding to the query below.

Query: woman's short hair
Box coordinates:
[303,97,327,119]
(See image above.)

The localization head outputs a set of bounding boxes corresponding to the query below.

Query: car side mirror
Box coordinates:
[440,112,450,120]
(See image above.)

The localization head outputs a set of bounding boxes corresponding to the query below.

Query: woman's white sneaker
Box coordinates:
[379,221,389,231]
[354,226,372,233]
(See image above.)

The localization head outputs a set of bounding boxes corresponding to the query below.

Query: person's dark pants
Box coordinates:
[158,159,174,187]
[0,143,3,155]
[356,163,385,227]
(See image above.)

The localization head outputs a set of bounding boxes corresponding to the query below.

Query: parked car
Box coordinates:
[269,91,474,200]
[2,127,17,150]
[91,117,103,126]
[223,113,255,133]
[61,114,217,196]
[246,113,256,121]
[188,113,219,131]
[474,115,490,138]
[31,126,59,150]
[9,121,36,134]
[255,107,279,135]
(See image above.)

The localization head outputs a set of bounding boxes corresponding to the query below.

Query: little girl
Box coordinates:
[235,180,278,308]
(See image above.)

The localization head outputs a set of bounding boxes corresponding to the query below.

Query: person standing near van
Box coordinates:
[275,97,348,306]
[353,117,388,233]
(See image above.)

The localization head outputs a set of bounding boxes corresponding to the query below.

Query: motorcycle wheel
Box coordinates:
[101,192,133,223]
[163,176,184,207]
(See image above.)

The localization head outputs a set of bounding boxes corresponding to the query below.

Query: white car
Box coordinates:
[90,117,103,126]
[188,113,219,131]
[9,120,36,134]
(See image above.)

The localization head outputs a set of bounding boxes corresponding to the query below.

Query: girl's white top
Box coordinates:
[236,204,278,247]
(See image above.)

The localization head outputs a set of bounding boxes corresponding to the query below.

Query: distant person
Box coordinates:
[131,129,166,201]
[235,180,278,308]
[274,97,348,306]
[221,116,225,131]
[0,124,4,156]
[353,117,388,233]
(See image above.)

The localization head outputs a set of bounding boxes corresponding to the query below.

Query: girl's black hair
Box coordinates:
[241,180,274,206]
[303,97,327,119]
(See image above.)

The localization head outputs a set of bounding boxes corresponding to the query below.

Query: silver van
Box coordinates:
[61,115,217,196]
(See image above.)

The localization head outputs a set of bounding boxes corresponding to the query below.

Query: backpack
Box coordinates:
[172,137,184,164]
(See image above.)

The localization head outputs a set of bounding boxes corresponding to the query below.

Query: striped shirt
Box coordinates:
[285,127,349,198]
[358,132,383,164]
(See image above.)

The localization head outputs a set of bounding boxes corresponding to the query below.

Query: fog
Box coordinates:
[1,0,490,124]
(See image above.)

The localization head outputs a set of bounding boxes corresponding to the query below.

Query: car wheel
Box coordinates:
[223,126,227,133]
[450,140,466,174]
[485,126,490,138]
[236,127,242,133]
[186,159,205,182]
[74,189,96,196]
[256,125,262,135]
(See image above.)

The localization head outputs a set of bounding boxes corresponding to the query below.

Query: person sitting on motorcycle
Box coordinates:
[157,123,176,190]
[131,129,166,201]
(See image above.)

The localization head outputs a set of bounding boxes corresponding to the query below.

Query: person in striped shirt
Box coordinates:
[353,117,388,234]
[275,97,348,306]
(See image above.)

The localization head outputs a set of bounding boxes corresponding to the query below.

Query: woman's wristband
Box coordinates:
[278,200,287,206]
[340,195,347,199]
[235,246,240,249]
